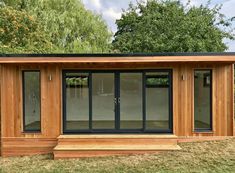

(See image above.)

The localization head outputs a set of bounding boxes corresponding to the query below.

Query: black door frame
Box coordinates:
[62,69,173,134]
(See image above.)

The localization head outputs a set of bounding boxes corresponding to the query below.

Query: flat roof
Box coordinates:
[0,52,235,63]
[1,52,235,57]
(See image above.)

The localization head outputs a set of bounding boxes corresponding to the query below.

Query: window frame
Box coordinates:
[22,70,41,133]
[63,71,91,132]
[62,69,173,134]
[193,69,213,132]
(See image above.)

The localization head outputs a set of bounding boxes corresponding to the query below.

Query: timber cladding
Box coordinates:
[0,55,234,156]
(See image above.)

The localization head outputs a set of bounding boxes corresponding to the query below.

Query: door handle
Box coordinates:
[114,98,120,105]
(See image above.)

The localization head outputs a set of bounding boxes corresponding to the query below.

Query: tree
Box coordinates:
[1,0,112,53]
[112,0,235,53]
[0,6,54,53]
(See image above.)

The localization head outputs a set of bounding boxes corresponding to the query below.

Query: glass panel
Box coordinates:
[65,73,89,130]
[23,71,40,131]
[194,70,212,130]
[146,73,169,87]
[146,72,170,130]
[92,73,115,129]
[120,73,142,129]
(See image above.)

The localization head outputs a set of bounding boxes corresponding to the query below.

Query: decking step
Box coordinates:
[54,135,181,159]
[57,139,178,145]
[53,144,181,159]
[54,144,181,151]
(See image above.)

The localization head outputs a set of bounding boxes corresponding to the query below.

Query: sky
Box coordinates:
[82,0,235,52]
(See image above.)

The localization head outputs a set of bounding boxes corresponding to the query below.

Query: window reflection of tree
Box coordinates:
[66,75,88,98]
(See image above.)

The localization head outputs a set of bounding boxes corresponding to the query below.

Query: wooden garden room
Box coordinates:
[0,53,234,158]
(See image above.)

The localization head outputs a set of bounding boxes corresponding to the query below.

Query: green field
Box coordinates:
[0,138,234,173]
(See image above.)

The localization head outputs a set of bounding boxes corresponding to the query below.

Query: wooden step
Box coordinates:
[54,144,181,151]
[53,144,181,159]
[57,134,178,145]
[53,135,181,159]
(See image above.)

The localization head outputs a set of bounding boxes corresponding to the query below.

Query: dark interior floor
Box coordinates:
[65,120,170,130]
[25,120,210,131]
[25,121,40,131]
[194,120,210,129]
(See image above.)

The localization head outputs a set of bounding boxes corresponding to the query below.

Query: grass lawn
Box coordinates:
[0,138,234,173]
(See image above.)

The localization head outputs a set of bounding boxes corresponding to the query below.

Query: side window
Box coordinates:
[194,70,212,131]
[23,71,41,132]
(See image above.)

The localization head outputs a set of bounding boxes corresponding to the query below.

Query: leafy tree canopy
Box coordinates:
[0,0,112,53]
[112,0,235,52]
[0,6,53,53]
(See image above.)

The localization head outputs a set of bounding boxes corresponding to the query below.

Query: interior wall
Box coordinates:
[66,88,89,121]
[146,88,169,121]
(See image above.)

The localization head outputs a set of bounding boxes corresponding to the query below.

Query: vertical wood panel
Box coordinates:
[187,65,193,136]
[212,66,216,134]
[231,64,234,136]
[227,64,234,136]
[0,65,1,155]
[215,65,220,135]
[219,65,226,136]
[41,65,61,137]
[172,67,179,135]
[176,64,192,136]
[1,65,15,137]
[14,66,20,137]
[224,65,228,136]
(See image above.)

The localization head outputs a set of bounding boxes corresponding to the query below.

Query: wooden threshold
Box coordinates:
[58,134,177,139]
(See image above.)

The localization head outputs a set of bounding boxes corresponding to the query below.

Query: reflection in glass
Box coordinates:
[146,72,170,130]
[120,73,142,129]
[65,73,89,130]
[194,70,212,130]
[23,71,41,131]
[92,73,115,129]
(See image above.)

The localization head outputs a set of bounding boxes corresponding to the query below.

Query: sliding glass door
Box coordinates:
[92,73,115,130]
[63,70,172,133]
[145,72,172,132]
[119,73,143,129]
[64,72,89,131]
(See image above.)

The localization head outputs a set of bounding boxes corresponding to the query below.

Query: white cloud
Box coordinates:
[103,8,122,20]
[226,41,235,52]
[92,0,102,9]
[221,0,235,17]
[83,0,102,11]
